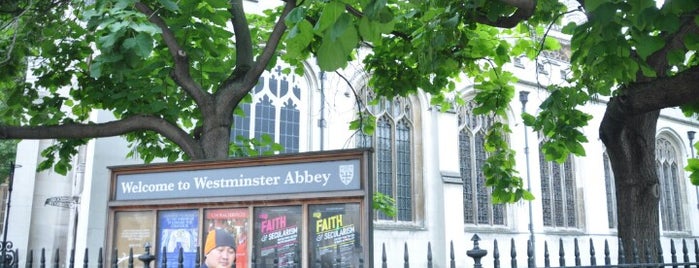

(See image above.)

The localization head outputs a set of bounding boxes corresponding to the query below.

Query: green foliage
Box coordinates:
[372,192,396,217]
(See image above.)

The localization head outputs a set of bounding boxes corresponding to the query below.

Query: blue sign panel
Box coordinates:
[157,210,199,267]
[115,159,361,201]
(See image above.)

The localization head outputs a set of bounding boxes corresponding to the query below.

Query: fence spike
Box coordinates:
[604,239,611,266]
[574,238,581,266]
[178,247,184,268]
[83,248,88,268]
[527,240,534,268]
[544,241,550,268]
[683,239,690,268]
[450,240,455,268]
[26,249,33,268]
[618,238,626,264]
[494,239,500,268]
[645,240,652,264]
[559,239,565,267]
[98,248,103,268]
[128,248,133,268]
[69,248,75,268]
[589,238,596,266]
[510,238,517,268]
[427,241,432,268]
[403,242,409,268]
[53,248,59,268]
[382,243,387,268]
[671,239,678,264]
[40,248,45,268]
[111,248,117,268]
[161,246,167,268]
[195,246,200,268]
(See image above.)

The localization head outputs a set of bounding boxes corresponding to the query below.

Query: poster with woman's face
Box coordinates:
[253,206,302,267]
[203,208,249,268]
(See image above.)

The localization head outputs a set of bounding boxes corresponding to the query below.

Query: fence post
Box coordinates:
[427,242,432,268]
[403,243,409,268]
[137,243,155,268]
[466,235,487,268]
[493,240,499,268]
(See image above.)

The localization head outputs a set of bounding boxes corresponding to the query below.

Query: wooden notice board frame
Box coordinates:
[106,149,373,267]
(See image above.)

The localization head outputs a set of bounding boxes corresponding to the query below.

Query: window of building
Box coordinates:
[539,142,578,228]
[357,91,417,223]
[231,66,302,156]
[656,136,687,232]
[603,152,617,229]
[457,101,505,226]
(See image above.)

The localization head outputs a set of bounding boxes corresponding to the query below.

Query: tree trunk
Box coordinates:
[199,111,234,160]
[600,98,660,260]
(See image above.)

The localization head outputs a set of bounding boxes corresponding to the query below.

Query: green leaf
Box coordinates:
[358,16,381,43]
[684,33,699,50]
[285,7,306,25]
[158,0,180,12]
[314,1,345,33]
[634,34,665,59]
[285,20,313,58]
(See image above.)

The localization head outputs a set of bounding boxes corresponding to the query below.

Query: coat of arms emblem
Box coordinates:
[339,165,354,185]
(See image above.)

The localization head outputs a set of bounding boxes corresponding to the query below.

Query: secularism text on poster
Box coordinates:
[309,203,361,268]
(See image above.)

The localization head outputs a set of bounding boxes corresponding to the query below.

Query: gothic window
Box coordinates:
[656,137,686,232]
[457,102,505,226]
[231,66,302,155]
[603,152,617,229]
[539,142,578,228]
[357,91,415,222]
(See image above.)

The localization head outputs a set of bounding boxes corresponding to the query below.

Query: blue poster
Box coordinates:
[157,210,199,267]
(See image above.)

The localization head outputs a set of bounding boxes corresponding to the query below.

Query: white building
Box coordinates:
[5,2,699,268]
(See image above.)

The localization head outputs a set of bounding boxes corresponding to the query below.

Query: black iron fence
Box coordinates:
[2,234,698,268]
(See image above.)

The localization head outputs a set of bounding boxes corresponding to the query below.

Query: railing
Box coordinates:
[4,234,699,267]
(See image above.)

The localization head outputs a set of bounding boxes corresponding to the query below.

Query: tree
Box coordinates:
[2,0,697,254]
[523,0,699,253]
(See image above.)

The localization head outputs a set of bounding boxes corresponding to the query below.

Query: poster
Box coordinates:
[157,210,199,267]
[113,211,155,267]
[203,208,249,268]
[309,203,361,268]
[253,206,302,267]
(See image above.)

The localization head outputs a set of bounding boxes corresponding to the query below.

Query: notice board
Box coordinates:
[106,149,372,267]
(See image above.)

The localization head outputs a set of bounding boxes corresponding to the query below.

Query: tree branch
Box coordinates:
[134,2,210,108]
[221,0,254,89]
[645,13,699,77]
[242,0,296,96]
[0,115,204,159]
[617,65,699,115]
